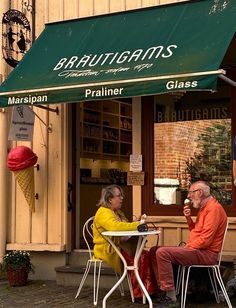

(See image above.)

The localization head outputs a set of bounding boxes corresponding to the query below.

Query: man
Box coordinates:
[152,181,227,308]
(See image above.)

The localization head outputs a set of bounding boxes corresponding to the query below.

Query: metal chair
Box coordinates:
[179,220,232,308]
[75,216,134,306]
[175,241,186,296]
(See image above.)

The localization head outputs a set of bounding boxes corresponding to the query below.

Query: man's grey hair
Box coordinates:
[194,181,210,197]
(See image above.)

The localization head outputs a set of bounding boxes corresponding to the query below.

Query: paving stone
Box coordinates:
[0,279,235,307]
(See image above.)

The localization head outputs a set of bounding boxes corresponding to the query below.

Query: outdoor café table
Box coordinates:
[101,229,160,308]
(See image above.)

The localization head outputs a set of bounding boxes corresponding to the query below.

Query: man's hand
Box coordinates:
[183,205,191,218]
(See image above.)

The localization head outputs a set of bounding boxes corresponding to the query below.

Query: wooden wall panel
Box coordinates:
[125,0,142,10]
[94,0,110,15]
[109,0,126,12]
[31,107,49,244]
[142,0,161,7]
[163,228,180,246]
[4,0,211,253]
[77,0,94,18]
[47,105,65,244]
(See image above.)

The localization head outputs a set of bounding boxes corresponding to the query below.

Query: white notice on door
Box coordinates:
[130,154,142,172]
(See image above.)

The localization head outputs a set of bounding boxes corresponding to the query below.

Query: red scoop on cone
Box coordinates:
[7,146,38,212]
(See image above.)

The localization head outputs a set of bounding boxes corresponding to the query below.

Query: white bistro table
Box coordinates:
[101,229,160,308]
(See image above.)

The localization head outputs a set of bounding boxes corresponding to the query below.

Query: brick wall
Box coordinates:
[154,119,230,180]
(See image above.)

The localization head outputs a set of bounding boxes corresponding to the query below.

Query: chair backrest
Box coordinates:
[217,220,228,265]
[82,216,95,260]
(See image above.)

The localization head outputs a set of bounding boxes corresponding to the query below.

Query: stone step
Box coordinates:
[55,250,129,290]
[67,249,91,267]
[55,265,129,290]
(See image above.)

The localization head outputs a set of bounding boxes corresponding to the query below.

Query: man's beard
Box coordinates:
[192,200,201,209]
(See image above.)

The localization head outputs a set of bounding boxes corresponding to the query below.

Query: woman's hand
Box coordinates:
[134,214,141,221]
[139,214,147,224]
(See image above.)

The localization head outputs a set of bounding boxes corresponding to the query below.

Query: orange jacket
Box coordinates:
[186,197,227,253]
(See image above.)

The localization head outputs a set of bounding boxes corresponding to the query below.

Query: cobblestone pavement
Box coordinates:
[0,279,236,308]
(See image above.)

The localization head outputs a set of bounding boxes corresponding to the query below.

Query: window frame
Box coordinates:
[141,83,236,216]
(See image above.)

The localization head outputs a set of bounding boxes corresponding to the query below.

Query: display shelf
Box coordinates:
[80,100,132,160]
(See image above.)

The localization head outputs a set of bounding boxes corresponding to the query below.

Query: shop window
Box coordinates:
[142,83,236,216]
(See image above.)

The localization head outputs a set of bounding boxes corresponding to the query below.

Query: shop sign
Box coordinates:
[8,106,35,141]
[2,9,31,67]
[155,104,230,123]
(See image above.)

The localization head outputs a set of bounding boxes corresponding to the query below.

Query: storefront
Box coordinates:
[0,0,236,279]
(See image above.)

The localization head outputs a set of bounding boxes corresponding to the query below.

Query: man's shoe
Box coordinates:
[155,296,179,308]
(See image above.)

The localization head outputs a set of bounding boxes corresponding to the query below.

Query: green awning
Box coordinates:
[0,0,236,107]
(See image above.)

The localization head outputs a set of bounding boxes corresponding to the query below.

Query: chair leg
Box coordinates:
[180,266,186,308]
[176,265,182,296]
[75,260,92,299]
[94,261,102,306]
[181,266,190,308]
[208,268,220,303]
[214,267,232,308]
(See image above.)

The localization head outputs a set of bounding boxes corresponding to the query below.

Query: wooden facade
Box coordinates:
[0,0,235,279]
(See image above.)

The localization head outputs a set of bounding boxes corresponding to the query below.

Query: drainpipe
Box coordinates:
[0,0,10,262]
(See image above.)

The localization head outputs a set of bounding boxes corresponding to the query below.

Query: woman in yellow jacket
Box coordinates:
[93,184,156,300]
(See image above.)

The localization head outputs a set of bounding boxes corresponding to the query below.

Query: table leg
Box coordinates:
[133,235,153,308]
[102,238,128,308]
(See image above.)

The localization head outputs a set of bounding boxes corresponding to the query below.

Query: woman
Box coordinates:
[93,184,157,300]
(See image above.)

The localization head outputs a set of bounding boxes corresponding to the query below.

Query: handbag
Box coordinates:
[137,222,158,232]
[137,223,148,232]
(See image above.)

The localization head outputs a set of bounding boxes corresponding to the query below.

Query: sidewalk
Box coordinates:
[0,279,236,307]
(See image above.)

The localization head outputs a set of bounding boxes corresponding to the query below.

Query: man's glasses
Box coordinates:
[188,189,200,194]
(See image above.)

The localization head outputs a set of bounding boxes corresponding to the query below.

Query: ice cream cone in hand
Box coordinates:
[7,146,38,212]
[184,198,192,208]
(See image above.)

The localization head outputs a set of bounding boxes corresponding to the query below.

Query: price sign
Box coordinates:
[127,171,145,186]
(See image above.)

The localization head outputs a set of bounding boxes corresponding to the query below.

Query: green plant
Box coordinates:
[185,122,232,205]
[2,250,34,273]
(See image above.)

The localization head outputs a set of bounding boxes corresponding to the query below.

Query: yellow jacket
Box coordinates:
[93,206,139,274]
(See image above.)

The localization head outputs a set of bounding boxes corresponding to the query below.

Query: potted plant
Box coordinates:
[2,250,34,286]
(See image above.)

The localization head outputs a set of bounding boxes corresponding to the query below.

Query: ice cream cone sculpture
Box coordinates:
[7,146,38,212]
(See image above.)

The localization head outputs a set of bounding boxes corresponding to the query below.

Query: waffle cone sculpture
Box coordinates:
[14,166,35,212]
[7,146,38,212]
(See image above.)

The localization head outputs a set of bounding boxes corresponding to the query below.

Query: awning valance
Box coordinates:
[0,0,236,107]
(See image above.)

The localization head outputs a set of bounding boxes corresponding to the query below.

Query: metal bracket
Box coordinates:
[35,104,59,115]
[27,106,52,133]
[219,74,236,87]
[34,164,40,171]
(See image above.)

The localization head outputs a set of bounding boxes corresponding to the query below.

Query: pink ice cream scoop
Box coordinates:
[7,146,38,171]
[7,146,38,212]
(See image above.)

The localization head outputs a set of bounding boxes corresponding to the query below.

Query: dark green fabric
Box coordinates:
[0,0,236,107]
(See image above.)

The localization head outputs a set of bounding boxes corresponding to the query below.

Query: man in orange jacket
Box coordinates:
[151,180,227,308]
